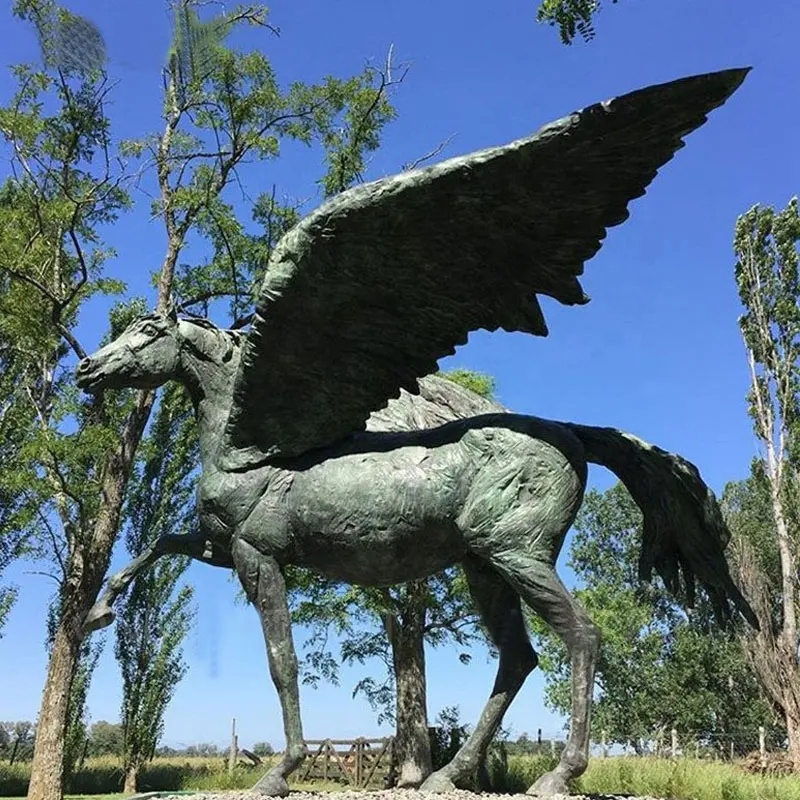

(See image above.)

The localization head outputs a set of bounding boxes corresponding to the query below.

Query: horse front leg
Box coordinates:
[232,538,307,797]
[83,532,230,634]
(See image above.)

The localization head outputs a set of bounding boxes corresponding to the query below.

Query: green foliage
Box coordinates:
[732,197,800,742]
[529,483,773,748]
[0,753,272,795]
[115,383,198,778]
[722,473,782,629]
[438,368,497,400]
[575,757,800,800]
[87,721,124,758]
[169,1,236,104]
[491,753,561,793]
[429,706,470,771]
[0,261,39,637]
[734,198,800,466]
[0,56,130,545]
[0,11,132,583]
[62,639,103,781]
[0,721,36,763]
[122,0,402,325]
[536,0,619,44]
[288,566,480,724]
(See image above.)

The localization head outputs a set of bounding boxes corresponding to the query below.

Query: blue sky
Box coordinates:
[1,0,798,753]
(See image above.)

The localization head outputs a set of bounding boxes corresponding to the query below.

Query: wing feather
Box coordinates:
[223,68,750,463]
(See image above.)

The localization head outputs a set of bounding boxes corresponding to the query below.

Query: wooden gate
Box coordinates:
[299,737,394,787]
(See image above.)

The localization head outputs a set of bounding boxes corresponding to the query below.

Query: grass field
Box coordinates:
[3,754,800,799]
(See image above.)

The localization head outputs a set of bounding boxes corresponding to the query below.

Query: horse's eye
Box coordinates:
[140,324,159,337]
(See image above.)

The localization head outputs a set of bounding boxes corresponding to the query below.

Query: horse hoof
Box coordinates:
[419,772,457,792]
[526,770,570,797]
[83,605,115,633]
[251,773,290,797]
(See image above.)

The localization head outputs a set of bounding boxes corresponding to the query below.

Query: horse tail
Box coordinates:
[564,422,758,631]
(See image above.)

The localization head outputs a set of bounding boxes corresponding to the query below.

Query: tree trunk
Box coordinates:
[26,619,82,800]
[123,763,138,794]
[732,532,800,769]
[28,401,154,800]
[384,582,432,788]
[786,690,800,770]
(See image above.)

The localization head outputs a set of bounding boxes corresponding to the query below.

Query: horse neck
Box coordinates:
[177,322,241,466]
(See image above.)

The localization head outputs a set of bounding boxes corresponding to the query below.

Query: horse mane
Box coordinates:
[180,316,245,364]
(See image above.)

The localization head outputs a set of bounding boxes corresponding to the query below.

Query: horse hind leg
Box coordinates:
[420,555,538,792]
[490,551,600,797]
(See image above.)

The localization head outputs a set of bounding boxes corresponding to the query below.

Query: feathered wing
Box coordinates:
[366,374,508,432]
[222,68,750,464]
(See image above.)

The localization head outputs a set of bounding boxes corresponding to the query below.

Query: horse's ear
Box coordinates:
[166,297,178,323]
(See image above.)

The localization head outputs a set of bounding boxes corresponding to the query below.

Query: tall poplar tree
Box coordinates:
[731,197,800,766]
[115,381,197,793]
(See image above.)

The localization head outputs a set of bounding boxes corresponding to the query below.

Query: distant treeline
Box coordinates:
[0,721,273,763]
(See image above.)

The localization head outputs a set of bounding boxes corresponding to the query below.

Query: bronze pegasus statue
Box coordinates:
[77,68,757,797]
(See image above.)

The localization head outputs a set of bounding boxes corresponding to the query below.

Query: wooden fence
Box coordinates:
[298,737,394,787]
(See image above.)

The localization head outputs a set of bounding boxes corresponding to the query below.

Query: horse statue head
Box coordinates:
[76,304,241,396]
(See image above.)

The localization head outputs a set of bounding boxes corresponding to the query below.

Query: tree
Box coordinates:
[251,741,274,757]
[536,0,620,44]
[290,370,501,787]
[115,382,197,793]
[1,2,401,799]
[0,721,36,764]
[58,635,102,782]
[0,278,39,637]
[529,482,772,751]
[731,197,800,767]
[0,5,134,796]
[88,721,125,757]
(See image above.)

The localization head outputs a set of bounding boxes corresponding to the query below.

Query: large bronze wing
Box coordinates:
[222,68,749,464]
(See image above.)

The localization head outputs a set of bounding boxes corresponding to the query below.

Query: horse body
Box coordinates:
[235,416,585,587]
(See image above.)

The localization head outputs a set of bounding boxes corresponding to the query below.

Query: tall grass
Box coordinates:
[500,755,800,800]
[0,755,277,796]
[3,753,800,798]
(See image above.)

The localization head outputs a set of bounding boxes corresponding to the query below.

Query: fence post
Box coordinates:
[228,717,238,776]
[671,729,678,759]
[759,726,767,772]
[601,729,607,758]
[550,738,556,759]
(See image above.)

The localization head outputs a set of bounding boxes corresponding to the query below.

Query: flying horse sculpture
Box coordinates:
[78,69,758,797]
